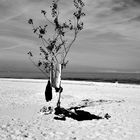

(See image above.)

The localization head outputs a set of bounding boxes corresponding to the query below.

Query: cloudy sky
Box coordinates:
[0,0,140,75]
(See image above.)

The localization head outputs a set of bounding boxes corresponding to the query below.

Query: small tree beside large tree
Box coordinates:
[28,0,85,108]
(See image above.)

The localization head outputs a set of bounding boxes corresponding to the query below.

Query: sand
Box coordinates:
[0,78,140,140]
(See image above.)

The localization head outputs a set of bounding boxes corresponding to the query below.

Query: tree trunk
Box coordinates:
[50,63,62,107]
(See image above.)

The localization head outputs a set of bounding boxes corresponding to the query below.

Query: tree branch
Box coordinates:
[28,56,48,77]
[63,29,78,63]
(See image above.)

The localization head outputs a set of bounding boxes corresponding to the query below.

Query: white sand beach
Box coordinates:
[0,78,140,140]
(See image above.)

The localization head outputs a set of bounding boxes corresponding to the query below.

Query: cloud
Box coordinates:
[113,0,140,8]
[1,0,140,73]
[82,0,140,41]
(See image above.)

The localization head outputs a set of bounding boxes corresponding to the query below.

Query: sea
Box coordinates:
[0,71,140,85]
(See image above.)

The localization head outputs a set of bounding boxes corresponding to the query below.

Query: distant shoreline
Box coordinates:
[0,71,140,85]
[0,77,140,85]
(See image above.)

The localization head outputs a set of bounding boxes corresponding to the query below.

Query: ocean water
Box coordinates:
[62,72,140,84]
[0,71,140,84]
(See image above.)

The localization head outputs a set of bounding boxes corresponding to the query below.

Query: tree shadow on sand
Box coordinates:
[40,99,122,121]
[54,107,111,121]
[52,98,125,121]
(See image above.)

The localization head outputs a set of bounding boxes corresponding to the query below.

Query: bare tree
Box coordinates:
[28,0,85,107]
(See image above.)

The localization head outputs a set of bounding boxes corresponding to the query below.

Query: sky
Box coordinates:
[0,0,140,76]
